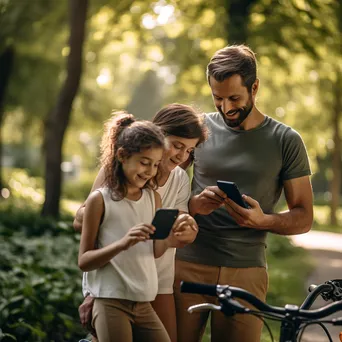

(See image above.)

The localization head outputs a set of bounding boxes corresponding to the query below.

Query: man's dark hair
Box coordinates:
[207,45,257,92]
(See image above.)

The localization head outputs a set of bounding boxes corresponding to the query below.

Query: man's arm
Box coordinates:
[73,167,106,232]
[224,176,313,235]
[265,176,313,234]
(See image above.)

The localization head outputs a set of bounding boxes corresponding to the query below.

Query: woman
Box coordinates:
[74,103,208,342]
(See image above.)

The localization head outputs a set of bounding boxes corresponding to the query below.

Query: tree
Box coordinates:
[328,0,342,225]
[225,0,258,44]
[42,0,88,217]
[0,0,60,190]
[0,46,14,190]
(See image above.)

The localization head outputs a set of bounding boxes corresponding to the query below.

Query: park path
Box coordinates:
[289,231,342,342]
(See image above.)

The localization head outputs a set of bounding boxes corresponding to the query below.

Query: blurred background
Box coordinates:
[0,0,341,341]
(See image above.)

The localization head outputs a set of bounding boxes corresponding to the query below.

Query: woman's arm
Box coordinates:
[73,167,106,232]
[170,211,198,245]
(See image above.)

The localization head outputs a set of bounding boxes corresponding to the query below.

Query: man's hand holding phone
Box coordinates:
[224,194,267,229]
[189,186,227,216]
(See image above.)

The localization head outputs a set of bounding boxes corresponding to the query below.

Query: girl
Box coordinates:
[76,104,208,342]
[79,112,180,342]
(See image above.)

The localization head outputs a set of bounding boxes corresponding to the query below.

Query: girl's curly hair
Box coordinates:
[100,111,165,200]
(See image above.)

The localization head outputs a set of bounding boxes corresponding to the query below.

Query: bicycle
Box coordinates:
[180,279,342,342]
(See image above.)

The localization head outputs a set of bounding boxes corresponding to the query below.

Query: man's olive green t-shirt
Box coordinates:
[176,113,311,268]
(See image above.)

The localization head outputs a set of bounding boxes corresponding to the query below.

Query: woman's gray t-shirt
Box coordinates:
[176,113,311,268]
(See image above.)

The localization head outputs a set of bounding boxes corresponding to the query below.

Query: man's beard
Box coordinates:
[218,96,254,129]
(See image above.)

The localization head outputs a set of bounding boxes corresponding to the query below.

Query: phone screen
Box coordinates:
[150,208,179,240]
[217,180,248,208]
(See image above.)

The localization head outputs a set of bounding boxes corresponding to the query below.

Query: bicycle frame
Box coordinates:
[278,283,337,342]
[180,280,342,342]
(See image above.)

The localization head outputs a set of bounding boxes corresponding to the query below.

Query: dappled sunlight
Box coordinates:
[250,12,266,25]
[61,198,82,216]
[146,46,164,62]
[156,66,176,84]
[198,9,216,27]
[154,4,175,25]
[1,188,10,199]
[91,6,114,27]
[7,170,44,204]
[96,67,112,88]
[142,2,175,29]
[61,46,70,57]
[142,14,157,29]
[122,31,138,47]
[314,204,342,226]
[275,107,285,118]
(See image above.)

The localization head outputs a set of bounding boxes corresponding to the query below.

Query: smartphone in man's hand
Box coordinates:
[217,180,249,209]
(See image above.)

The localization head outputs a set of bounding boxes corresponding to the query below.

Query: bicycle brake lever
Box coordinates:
[321,280,342,301]
[219,294,248,316]
[187,303,221,313]
[332,317,342,326]
[308,284,317,292]
[330,280,342,301]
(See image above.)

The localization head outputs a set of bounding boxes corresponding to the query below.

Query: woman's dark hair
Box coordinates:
[207,44,257,92]
[152,103,208,146]
[100,111,165,200]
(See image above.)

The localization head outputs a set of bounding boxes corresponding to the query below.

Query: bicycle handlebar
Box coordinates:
[300,283,333,309]
[181,281,283,314]
[180,281,218,296]
[180,281,342,320]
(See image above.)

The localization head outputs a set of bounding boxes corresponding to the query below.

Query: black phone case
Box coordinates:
[150,209,179,240]
[217,180,248,208]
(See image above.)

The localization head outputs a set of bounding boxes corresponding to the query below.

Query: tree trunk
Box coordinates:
[0,46,15,192]
[330,70,342,226]
[42,0,88,217]
[224,0,257,44]
[329,0,342,226]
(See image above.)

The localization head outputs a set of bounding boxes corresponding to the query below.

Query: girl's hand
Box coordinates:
[120,223,155,250]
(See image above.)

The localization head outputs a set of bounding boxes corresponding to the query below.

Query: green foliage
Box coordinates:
[2,0,340,212]
[266,235,313,306]
[0,235,84,341]
[0,198,84,341]
[0,200,75,238]
[62,171,97,202]
[313,204,342,227]
[0,170,85,341]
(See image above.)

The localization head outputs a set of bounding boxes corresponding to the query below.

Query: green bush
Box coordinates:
[62,170,98,202]
[266,235,313,306]
[0,202,75,238]
[0,203,85,341]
